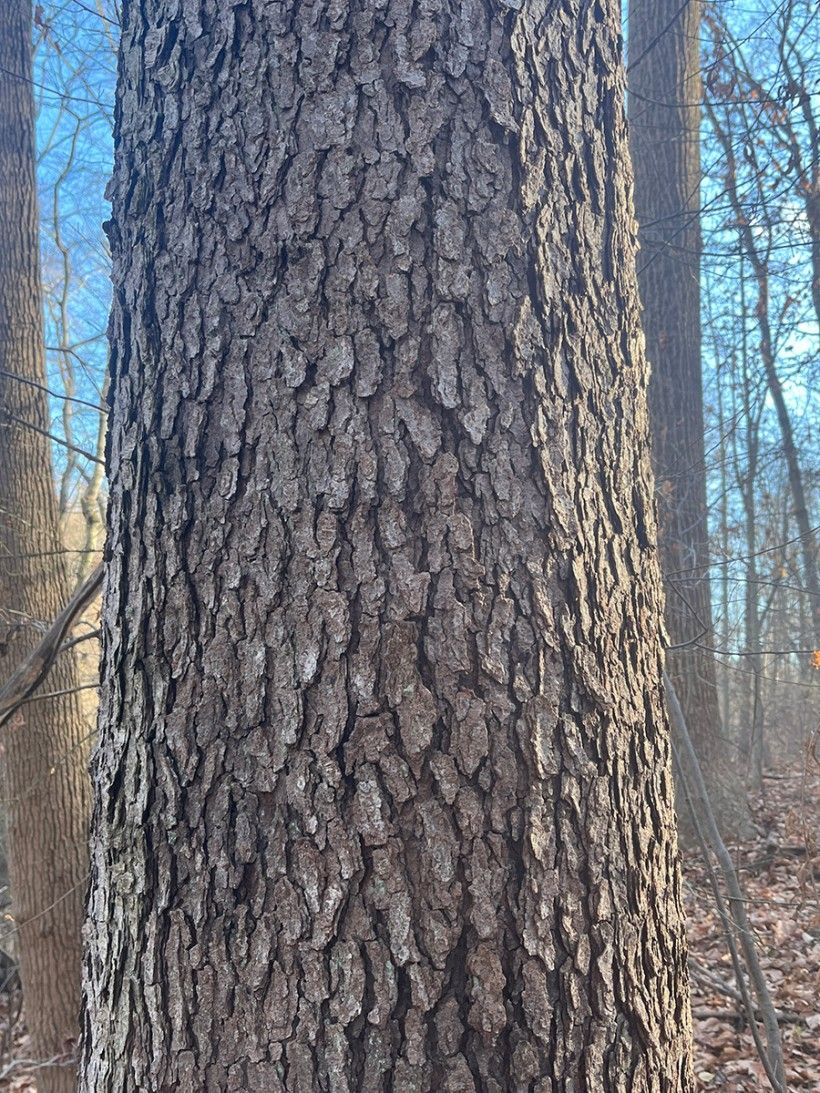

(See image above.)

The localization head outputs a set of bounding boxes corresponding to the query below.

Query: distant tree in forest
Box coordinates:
[33,0,114,547]
[0,1,91,1089]
[700,0,819,779]
[628,0,751,835]
[81,1,693,1089]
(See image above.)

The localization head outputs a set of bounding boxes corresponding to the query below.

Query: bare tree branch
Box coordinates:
[0,562,102,731]
[666,670,787,1092]
[1,409,104,465]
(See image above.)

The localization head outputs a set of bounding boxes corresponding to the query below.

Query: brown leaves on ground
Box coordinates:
[686,757,819,1090]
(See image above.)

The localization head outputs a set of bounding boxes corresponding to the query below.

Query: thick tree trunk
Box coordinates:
[0,2,91,1089]
[627,0,750,837]
[82,2,692,1089]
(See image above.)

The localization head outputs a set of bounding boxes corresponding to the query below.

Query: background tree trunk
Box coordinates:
[82,2,692,1089]
[0,2,91,1089]
[627,0,750,836]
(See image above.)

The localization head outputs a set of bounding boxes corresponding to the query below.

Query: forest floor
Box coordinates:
[686,753,819,1090]
[0,755,817,1090]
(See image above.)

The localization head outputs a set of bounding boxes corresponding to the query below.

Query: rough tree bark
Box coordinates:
[627,0,750,836]
[0,2,91,1089]
[82,1,693,1089]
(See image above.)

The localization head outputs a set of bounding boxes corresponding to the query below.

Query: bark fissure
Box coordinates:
[83,1,692,1090]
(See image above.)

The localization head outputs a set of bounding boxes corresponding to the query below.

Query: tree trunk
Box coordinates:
[0,2,91,1089]
[740,440,764,790]
[743,251,820,650]
[702,60,820,671]
[734,281,765,791]
[627,0,750,837]
[715,367,731,732]
[82,2,692,1089]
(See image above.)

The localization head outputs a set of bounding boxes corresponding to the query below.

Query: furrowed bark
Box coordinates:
[82,1,693,1089]
[0,2,92,1088]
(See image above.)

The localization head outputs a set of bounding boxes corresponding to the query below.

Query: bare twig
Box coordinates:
[0,563,103,730]
[691,1007,803,1025]
[0,367,105,412]
[666,670,787,1092]
[60,626,101,652]
[688,957,802,1022]
[1,410,104,464]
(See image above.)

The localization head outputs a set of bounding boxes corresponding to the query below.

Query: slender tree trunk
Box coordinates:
[733,269,765,790]
[746,261,820,647]
[715,365,731,731]
[82,2,692,1089]
[0,2,91,1089]
[77,383,108,584]
[704,93,820,652]
[740,468,764,789]
[627,0,750,837]
[774,19,820,338]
